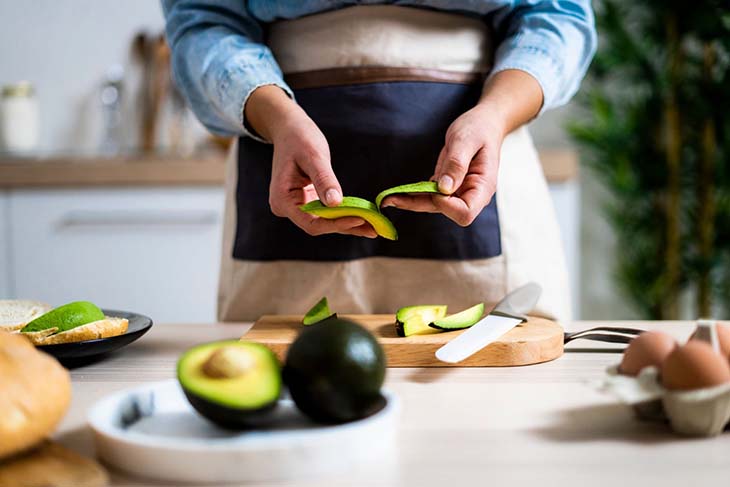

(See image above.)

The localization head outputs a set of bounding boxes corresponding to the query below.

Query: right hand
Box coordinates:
[244,86,377,238]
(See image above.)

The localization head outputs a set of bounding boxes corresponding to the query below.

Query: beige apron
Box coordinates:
[218,6,571,322]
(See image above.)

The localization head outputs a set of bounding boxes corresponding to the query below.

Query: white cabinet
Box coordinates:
[0,192,10,298]
[8,188,224,323]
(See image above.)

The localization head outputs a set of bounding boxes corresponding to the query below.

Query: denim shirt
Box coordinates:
[162,1,596,140]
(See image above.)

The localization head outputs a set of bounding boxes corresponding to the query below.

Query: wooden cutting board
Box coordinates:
[244,314,564,367]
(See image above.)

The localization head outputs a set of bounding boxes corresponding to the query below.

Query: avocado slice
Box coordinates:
[177,340,281,428]
[299,197,398,240]
[284,317,386,424]
[375,181,440,209]
[302,297,336,325]
[429,303,485,331]
[395,305,448,337]
[21,301,105,334]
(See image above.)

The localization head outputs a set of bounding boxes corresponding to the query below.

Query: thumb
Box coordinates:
[300,151,343,207]
[434,135,479,195]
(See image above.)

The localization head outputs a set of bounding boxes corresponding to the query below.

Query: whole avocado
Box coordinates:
[284,318,386,424]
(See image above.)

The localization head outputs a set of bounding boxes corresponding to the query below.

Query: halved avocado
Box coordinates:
[375,181,440,209]
[302,297,336,325]
[395,305,448,337]
[284,318,386,424]
[177,340,281,429]
[429,303,485,331]
[299,197,398,240]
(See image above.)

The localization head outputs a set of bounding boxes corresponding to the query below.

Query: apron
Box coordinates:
[218,6,571,322]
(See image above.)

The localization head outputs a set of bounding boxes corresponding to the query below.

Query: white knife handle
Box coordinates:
[435,315,523,363]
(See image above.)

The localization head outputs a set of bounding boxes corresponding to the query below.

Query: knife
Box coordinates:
[435,282,542,363]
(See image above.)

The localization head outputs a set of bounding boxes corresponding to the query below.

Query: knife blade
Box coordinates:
[435,282,542,363]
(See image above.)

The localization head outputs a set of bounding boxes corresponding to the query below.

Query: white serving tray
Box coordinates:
[88,379,399,484]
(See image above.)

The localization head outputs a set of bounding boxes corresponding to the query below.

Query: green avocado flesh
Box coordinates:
[284,318,386,424]
[299,197,398,240]
[302,297,335,325]
[429,303,485,330]
[375,181,440,209]
[21,301,104,333]
[395,305,448,337]
[177,340,281,428]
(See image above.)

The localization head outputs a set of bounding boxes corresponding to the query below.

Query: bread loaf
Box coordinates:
[0,331,71,459]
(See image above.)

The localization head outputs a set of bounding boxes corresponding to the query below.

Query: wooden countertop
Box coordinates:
[0,148,577,189]
[0,155,226,188]
[53,321,730,486]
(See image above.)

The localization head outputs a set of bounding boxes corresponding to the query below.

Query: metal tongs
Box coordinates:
[563,326,645,345]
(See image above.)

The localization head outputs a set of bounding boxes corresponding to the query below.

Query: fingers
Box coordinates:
[433,128,481,195]
[435,171,496,226]
[384,151,497,227]
[381,194,439,213]
[343,224,379,239]
[287,209,378,238]
[383,191,485,226]
[298,148,343,207]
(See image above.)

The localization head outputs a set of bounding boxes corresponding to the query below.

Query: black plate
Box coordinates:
[36,309,153,367]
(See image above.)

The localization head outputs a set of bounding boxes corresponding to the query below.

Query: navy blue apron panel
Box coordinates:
[233,81,501,262]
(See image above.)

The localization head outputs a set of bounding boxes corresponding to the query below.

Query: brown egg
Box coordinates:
[619,331,677,376]
[661,340,730,390]
[690,323,730,358]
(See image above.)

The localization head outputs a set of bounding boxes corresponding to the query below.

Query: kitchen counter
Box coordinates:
[0,155,226,188]
[54,321,730,486]
[0,149,577,188]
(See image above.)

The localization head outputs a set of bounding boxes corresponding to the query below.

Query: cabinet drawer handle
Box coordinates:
[56,210,220,229]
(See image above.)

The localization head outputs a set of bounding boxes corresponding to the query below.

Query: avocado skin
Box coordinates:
[284,318,386,424]
[181,387,278,429]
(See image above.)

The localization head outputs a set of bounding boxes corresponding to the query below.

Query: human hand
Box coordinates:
[381,70,543,227]
[382,102,505,226]
[245,86,377,238]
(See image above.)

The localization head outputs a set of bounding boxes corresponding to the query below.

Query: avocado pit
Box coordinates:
[201,346,254,379]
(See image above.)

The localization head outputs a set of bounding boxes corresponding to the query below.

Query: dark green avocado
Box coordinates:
[177,340,281,429]
[284,318,386,424]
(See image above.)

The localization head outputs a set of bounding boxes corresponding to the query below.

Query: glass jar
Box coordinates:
[1,81,40,153]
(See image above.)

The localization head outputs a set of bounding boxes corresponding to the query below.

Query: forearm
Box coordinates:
[477,69,544,135]
[244,85,303,143]
[489,0,596,114]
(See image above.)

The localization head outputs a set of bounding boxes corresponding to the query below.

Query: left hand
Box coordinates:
[382,103,506,227]
[381,69,543,227]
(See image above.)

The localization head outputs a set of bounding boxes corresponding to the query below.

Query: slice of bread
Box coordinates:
[22,317,129,345]
[0,300,52,332]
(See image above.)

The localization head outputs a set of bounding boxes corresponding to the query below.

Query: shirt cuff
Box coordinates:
[209,54,294,143]
[488,32,564,116]
[240,82,295,143]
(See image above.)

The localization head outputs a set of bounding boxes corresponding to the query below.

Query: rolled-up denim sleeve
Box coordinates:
[161,0,293,140]
[488,0,597,114]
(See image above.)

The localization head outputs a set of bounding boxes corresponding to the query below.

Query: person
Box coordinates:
[162,1,596,322]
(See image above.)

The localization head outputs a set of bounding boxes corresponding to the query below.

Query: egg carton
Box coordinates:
[597,363,730,437]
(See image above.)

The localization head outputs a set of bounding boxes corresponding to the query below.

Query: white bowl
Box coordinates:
[88,379,399,483]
